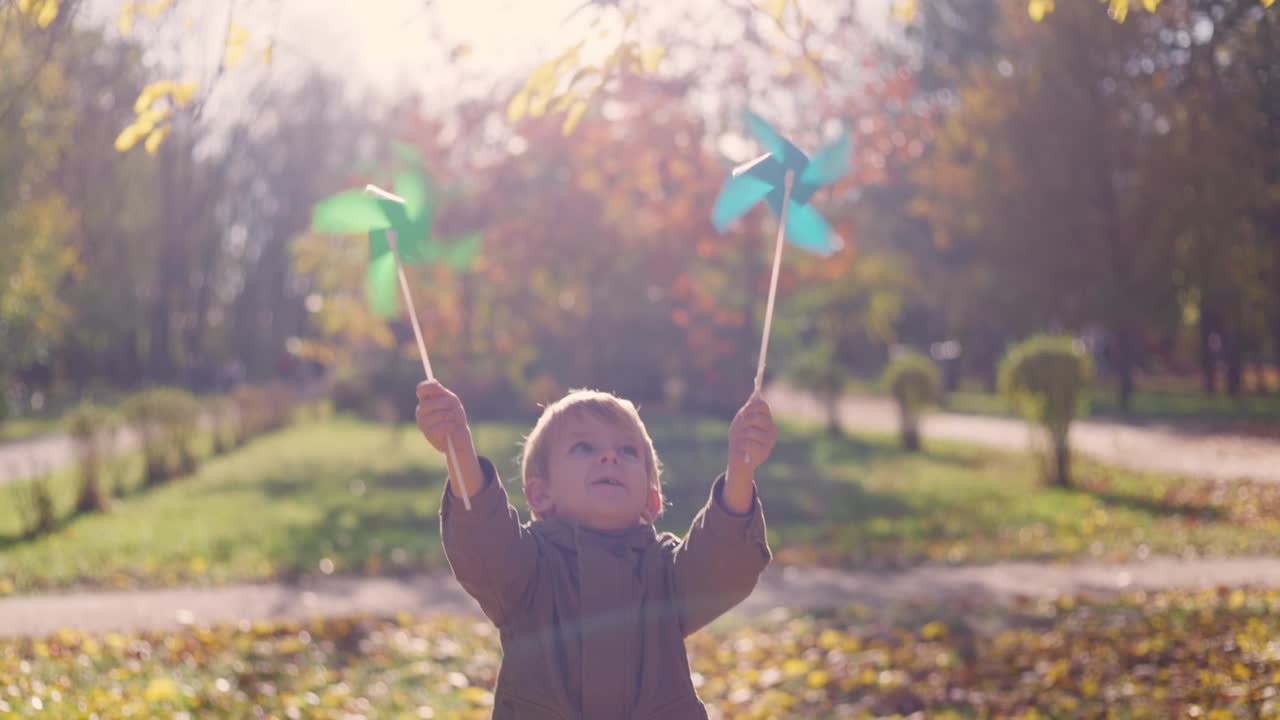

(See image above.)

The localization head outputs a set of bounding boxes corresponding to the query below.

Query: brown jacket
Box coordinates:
[440,457,772,720]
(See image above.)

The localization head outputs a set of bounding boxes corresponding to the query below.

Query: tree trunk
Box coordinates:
[820,393,839,436]
[1111,329,1135,412]
[74,449,108,515]
[1224,328,1244,398]
[1052,435,1071,489]
[899,405,920,451]
[1272,316,1280,395]
[1200,305,1218,395]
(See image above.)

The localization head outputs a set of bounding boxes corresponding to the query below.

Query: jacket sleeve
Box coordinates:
[671,473,772,636]
[439,456,539,627]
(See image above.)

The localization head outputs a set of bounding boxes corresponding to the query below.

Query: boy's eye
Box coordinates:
[569,441,594,454]
[619,445,640,459]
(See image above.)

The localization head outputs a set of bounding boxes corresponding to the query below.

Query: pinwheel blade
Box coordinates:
[743,110,795,166]
[394,168,435,228]
[800,128,851,187]
[440,231,483,271]
[711,172,775,231]
[784,201,843,256]
[312,191,393,235]
[365,249,400,319]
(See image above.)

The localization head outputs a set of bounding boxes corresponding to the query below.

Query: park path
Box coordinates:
[3,386,1278,486]
[3,557,1280,639]
[0,427,142,486]
[763,387,1280,484]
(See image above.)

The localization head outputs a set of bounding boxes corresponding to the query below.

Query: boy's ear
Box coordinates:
[525,473,556,516]
[642,485,662,523]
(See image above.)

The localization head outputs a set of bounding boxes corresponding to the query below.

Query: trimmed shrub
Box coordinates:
[65,402,118,514]
[998,334,1094,488]
[788,341,849,435]
[121,388,201,486]
[880,351,943,451]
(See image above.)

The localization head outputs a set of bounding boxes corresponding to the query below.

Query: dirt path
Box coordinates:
[3,557,1280,639]
[763,387,1280,484]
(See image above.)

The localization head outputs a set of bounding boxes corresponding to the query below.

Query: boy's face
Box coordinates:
[528,413,655,531]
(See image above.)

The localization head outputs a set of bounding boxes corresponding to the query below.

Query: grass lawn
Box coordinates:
[3,413,1280,594]
[0,416,63,444]
[842,375,1280,431]
[2,588,1277,718]
[946,386,1280,427]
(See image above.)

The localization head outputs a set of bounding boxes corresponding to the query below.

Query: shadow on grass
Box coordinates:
[1084,489,1226,522]
[648,422,912,534]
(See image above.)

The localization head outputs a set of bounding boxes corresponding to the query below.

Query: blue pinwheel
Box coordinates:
[710,109,853,398]
[711,110,850,256]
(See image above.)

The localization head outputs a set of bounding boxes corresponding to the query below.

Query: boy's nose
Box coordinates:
[599,452,618,464]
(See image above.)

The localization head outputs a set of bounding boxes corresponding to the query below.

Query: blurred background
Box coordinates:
[2,0,1276,430]
[4,2,1280,717]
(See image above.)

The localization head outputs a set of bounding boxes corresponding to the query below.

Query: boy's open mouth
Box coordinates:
[590,476,624,487]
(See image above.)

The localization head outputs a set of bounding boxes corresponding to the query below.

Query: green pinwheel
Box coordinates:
[311,152,482,318]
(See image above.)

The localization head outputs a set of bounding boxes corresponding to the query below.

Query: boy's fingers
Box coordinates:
[416,407,456,424]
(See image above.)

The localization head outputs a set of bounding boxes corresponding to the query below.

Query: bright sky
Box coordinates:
[80,0,894,97]
[75,0,896,157]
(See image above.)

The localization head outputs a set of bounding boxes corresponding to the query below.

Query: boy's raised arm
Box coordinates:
[418,381,537,626]
[672,396,776,635]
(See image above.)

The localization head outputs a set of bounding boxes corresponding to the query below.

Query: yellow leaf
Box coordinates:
[798,55,825,88]
[143,0,171,18]
[227,23,249,45]
[459,686,492,706]
[506,88,529,123]
[133,81,167,113]
[36,0,59,27]
[761,0,788,22]
[114,124,143,152]
[893,0,917,23]
[1109,0,1129,21]
[0,579,12,595]
[562,100,588,135]
[553,89,584,113]
[136,106,172,133]
[1142,0,1160,10]
[144,677,179,703]
[529,90,551,118]
[224,44,246,68]
[118,1,136,35]
[1229,589,1246,609]
[1264,0,1275,9]
[262,43,274,66]
[1028,0,1054,21]
[921,621,948,640]
[640,45,665,74]
[806,670,831,688]
[172,82,198,106]
[782,658,808,677]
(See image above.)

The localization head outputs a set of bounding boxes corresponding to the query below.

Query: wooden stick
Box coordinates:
[369,183,472,511]
[754,170,795,396]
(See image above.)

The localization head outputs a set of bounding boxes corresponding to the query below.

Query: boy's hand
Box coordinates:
[416,380,472,454]
[727,395,777,474]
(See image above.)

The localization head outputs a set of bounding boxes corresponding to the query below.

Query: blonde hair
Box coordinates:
[520,389,664,519]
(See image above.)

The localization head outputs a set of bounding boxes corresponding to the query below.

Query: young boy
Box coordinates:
[415,381,776,719]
